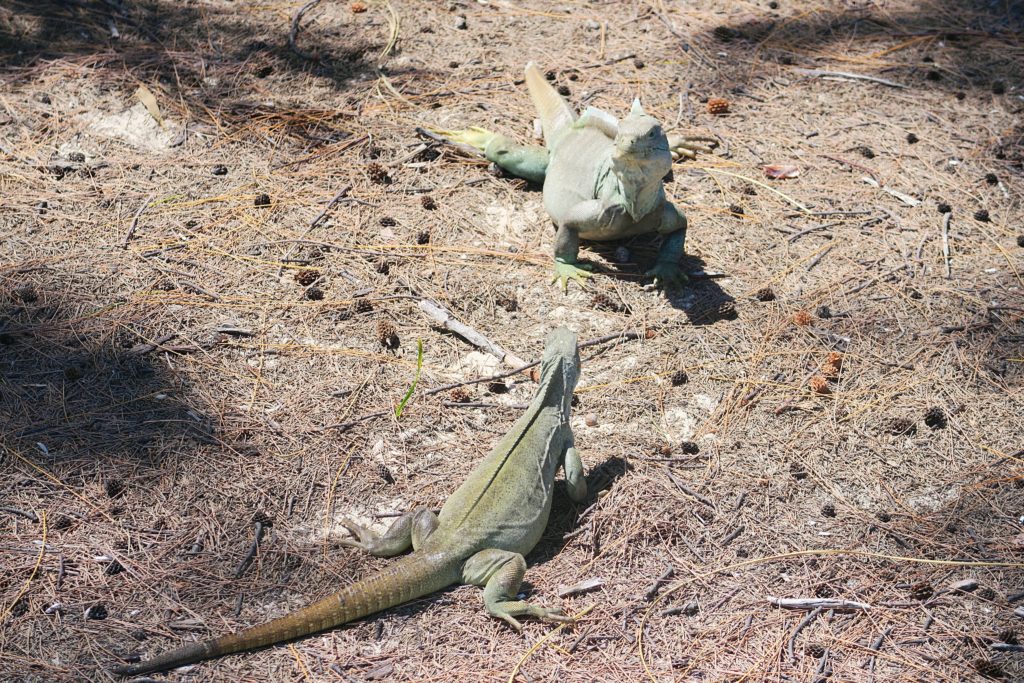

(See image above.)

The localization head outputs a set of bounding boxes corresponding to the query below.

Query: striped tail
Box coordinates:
[524,62,576,149]
[112,552,459,677]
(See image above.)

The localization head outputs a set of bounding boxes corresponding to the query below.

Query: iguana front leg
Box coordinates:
[435,127,549,184]
[338,507,439,557]
[667,133,718,161]
[648,202,689,289]
[563,444,588,503]
[463,549,573,631]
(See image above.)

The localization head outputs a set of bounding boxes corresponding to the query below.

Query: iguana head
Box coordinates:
[539,327,580,413]
[612,99,671,164]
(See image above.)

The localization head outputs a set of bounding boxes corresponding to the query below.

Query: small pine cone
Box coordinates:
[826,351,843,369]
[350,1,367,12]
[680,441,700,455]
[376,463,395,484]
[496,296,518,312]
[821,503,836,517]
[707,97,730,115]
[376,320,399,348]
[591,292,623,312]
[416,230,431,245]
[923,406,947,430]
[254,193,271,207]
[294,269,318,286]
[909,582,933,601]
[793,310,813,326]
[252,510,274,526]
[754,286,776,302]
[973,658,1004,679]
[420,195,437,210]
[888,418,917,436]
[367,163,391,185]
[670,369,689,386]
[379,216,397,227]
[809,375,830,394]
[305,287,324,301]
[977,586,996,601]
[354,299,373,314]
[728,203,744,216]
[449,387,471,403]
[717,300,737,319]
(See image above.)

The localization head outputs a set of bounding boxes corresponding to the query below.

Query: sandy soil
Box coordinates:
[2,1,1023,681]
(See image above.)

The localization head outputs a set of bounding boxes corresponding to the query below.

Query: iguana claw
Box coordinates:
[552,260,593,291]
[667,134,718,161]
[434,126,498,152]
[646,261,689,290]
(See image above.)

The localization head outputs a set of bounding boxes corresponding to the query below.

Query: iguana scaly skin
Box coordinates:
[439,63,716,290]
[112,327,587,676]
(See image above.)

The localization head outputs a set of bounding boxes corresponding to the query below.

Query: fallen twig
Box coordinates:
[941,212,952,278]
[770,597,871,610]
[121,192,156,248]
[277,185,352,276]
[418,299,531,373]
[666,471,714,509]
[0,507,39,522]
[644,566,675,601]
[794,68,907,89]
[863,626,893,673]
[861,176,920,206]
[234,521,265,579]
[788,606,822,663]
[288,0,323,60]
[126,333,177,356]
[820,153,879,182]
[557,577,603,598]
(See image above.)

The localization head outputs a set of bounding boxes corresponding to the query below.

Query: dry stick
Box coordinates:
[0,507,39,522]
[770,597,872,610]
[806,244,833,271]
[288,0,323,60]
[276,185,353,277]
[788,221,841,243]
[417,298,531,374]
[665,471,714,509]
[941,212,952,278]
[644,566,675,601]
[819,153,880,182]
[121,192,156,248]
[843,264,909,296]
[863,626,893,673]
[787,606,822,663]
[793,68,907,89]
[234,521,265,579]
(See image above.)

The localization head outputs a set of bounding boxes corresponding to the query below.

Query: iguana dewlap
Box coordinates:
[112,327,587,676]
[441,63,714,290]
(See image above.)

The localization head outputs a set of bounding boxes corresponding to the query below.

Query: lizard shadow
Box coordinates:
[583,245,738,326]
[525,456,632,569]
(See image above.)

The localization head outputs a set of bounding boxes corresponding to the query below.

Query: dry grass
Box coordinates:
[1,0,1023,681]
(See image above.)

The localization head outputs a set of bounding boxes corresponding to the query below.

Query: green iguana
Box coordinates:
[438,62,716,290]
[112,327,587,676]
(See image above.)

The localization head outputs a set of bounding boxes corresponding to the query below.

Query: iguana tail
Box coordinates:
[112,552,460,676]
[524,62,576,149]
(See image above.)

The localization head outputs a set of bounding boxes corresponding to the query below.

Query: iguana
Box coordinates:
[112,327,587,676]
[437,62,716,290]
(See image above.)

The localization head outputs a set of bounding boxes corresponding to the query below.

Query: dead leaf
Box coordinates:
[763,164,800,179]
[136,85,164,129]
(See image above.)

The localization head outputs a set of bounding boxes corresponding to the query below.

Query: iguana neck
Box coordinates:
[609,150,669,221]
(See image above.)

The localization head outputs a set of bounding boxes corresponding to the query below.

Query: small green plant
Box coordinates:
[394,339,423,419]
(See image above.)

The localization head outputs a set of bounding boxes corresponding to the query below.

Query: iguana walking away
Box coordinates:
[438,63,716,290]
[112,327,588,676]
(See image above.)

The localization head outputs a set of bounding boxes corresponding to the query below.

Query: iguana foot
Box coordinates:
[552,260,593,292]
[668,133,718,161]
[492,604,574,632]
[434,126,499,153]
[646,261,689,290]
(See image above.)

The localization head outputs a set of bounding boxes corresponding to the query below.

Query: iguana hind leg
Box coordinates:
[463,549,572,631]
[436,128,549,184]
[339,507,439,557]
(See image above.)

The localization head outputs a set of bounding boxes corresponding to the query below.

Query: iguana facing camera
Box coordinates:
[439,63,715,290]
